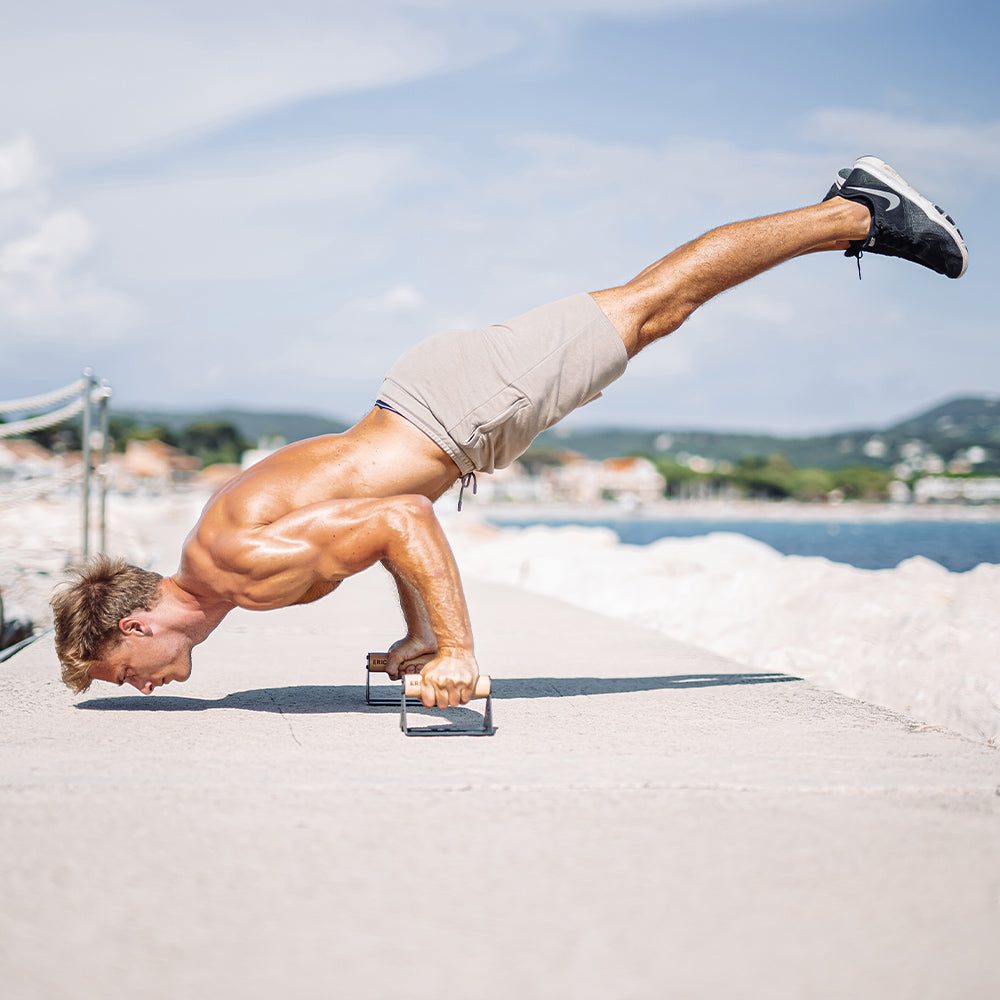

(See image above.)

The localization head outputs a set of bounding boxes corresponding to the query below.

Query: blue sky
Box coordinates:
[0,0,997,434]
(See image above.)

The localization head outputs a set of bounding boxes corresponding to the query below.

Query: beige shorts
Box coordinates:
[377,293,628,475]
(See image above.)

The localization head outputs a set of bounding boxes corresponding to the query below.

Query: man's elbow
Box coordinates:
[387,494,436,521]
[378,494,439,547]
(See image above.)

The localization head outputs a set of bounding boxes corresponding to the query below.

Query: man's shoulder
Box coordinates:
[183,511,256,572]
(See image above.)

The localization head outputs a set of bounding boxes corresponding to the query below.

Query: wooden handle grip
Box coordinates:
[367,654,490,699]
[404,673,491,699]
[367,652,431,673]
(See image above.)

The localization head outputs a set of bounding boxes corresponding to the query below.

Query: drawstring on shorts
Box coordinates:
[457,472,477,511]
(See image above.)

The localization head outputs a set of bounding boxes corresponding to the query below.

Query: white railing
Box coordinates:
[0,370,113,559]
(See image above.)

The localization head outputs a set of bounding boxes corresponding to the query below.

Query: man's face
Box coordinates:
[88,634,193,694]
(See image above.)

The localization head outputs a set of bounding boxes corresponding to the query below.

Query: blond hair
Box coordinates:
[50,554,163,694]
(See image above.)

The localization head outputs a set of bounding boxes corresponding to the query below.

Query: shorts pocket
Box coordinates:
[465,394,530,442]
[452,388,531,474]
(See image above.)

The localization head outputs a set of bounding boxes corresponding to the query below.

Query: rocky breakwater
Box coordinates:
[442,516,1000,744]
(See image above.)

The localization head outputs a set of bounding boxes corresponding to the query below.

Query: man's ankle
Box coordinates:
[825,195,872,242]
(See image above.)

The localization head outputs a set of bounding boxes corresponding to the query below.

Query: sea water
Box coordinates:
[482,514,1000,572]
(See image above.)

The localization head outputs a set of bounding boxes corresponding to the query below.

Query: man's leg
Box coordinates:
[590,198,870,357]
[592,154,969,356]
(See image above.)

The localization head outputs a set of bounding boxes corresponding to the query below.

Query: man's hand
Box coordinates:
[416,651,480,709]
[385,633,437,680]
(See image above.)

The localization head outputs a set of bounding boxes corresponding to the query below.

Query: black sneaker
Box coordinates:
[822,168,850,203]
[834,156,968,278]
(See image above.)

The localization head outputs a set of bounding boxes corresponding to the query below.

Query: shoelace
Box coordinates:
[844,245,864,280]
[457,471,477,511]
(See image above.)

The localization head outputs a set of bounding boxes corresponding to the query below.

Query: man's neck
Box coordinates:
[159,577,234,645]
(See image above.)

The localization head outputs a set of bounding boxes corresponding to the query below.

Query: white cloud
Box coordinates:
[78,140,431,282]
[395,0,809,14]
[0,137,136,341]
[0,5,513,164]
[0,210,94,275]
[802,108,1000,179]
[352,283,425,313]
[0,135,42,196]
[492,132,831,219]
[0,1,839,166]
[433,132,833,313]
[1,3,992,430]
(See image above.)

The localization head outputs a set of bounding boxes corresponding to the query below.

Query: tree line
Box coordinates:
[654,453,893,502]
[17,417,250,468]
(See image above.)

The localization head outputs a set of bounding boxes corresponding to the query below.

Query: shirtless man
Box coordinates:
[51,156,967,707]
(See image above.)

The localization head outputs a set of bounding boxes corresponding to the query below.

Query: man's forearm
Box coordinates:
[382,559,435,645]
[377,497,474,655]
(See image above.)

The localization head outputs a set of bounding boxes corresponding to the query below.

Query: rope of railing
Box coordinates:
[0,372,112,559]
[0,395,87,438]
[0,378,87,415]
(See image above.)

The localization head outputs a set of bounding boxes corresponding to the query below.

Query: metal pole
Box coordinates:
[98,381,112,553]
[81,369,94,560]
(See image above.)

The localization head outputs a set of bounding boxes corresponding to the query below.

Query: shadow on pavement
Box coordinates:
[76,673,802,713]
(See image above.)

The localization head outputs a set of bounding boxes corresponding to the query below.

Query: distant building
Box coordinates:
[0,440,58,483]
[598,456,667,503]
[863,437,887,458]
[462,454,667,506]
[472,461,551,503]
[887,480,912,504]
[913,477,1000,504]
[109,439,200,490]
[546,455,665,504]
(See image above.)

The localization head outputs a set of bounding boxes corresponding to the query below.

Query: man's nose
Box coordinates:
[127,677,154,695]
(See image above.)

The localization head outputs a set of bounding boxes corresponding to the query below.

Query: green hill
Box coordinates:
[113,407,351,445]
[887,396,1000,442]
[111,396,1000,472]
[532,395,1000,472]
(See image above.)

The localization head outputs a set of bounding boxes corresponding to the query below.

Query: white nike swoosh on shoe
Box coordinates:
[850,186,901,211]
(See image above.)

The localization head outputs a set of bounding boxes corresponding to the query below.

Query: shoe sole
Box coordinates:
[853,155,968,278]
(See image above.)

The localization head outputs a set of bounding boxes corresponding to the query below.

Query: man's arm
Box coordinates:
[367,497,478,708]
[211,494,478,707]
[381,560,438,677]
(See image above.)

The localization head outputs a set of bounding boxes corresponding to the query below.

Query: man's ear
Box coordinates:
[118,617,151,637]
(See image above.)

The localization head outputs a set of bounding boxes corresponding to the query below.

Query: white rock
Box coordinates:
[445,517,1000,744]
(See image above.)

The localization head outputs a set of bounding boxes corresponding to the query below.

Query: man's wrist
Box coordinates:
[435,641,475,658]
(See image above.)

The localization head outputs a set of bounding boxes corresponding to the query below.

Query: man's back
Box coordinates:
[173,406,460,608]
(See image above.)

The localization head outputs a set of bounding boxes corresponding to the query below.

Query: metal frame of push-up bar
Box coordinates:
[365,652,495,736]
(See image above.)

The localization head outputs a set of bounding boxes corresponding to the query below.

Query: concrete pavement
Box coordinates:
[2,567,999,999]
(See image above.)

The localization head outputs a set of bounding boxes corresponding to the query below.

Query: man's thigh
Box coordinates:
[378,293,627,474]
